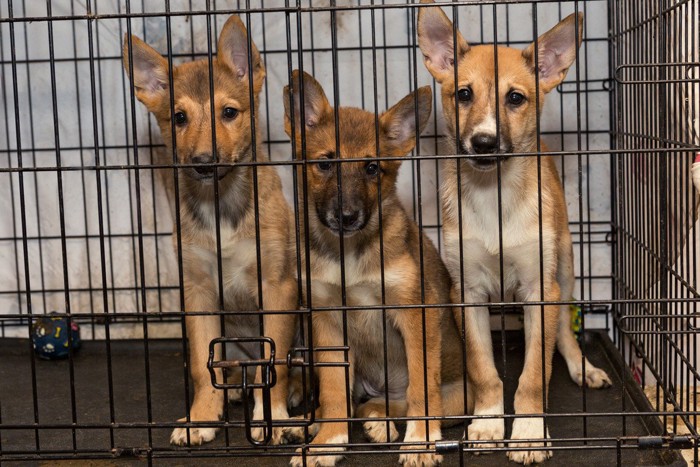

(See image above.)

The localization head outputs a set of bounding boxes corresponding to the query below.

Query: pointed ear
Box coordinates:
[379,86,432,156]
[123,34,169,110]
[523,12,584,93]
[417,0,469,83]
[217,15,265,93]
[283,70,332,137]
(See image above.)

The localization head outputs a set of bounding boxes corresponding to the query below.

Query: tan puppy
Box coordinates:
[283,70,470,467]
[418,3,612,464]
[123,16,298,446]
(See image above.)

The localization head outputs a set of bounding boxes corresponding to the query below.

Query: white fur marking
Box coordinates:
[472,111,497,138]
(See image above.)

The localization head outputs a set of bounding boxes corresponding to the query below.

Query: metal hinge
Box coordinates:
[638,434,694,450]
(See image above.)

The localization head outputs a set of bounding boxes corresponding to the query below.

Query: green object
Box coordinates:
[570,300,582,337]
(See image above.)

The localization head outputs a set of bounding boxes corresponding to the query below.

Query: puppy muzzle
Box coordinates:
[458,140,511,172]
[320,207,367,236]
[185,153,234,182]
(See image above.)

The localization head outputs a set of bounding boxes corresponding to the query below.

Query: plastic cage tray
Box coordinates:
[0,330,687,466]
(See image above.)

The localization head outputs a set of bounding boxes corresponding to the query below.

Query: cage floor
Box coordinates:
[0,330,686,466]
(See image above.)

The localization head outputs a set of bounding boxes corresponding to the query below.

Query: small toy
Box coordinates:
[570,300,582,338]
[31,313,81,360]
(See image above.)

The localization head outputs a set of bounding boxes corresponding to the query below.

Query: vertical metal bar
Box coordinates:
[159,0,192,445]
[202,0,231,444]
[6,0,41,452]
[530,2,548,444]
[409,0,430,443]
[658,0,670,434]
[284,0,311,429]
[572,1,589,440]
[19,1,49,317]
[0,0,23,344]
[451,0,470,437]
[244,0,269,442]
[370,0,391,443]
[123,0,154,450]
[69,0,97,337]
[328,0,353,440]
[139,0,166,322]
[85,0,117,450]
[45,0,79,450]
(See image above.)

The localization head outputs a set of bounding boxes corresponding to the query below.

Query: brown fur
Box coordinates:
[418,3,611,465]
[123,15,298,446]
[283,70,471,467]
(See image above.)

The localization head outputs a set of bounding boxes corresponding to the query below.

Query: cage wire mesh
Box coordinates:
[0,0,698,465]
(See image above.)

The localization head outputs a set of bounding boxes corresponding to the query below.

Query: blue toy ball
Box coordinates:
[31,313,81,360]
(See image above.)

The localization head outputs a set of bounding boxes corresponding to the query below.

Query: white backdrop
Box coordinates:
[0,0,614,338]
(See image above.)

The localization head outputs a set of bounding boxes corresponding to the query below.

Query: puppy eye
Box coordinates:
[507,91,525,106]
[317,159,333,172]
[174,111,187,125]
[223,107,239,120]
[365,162,379,176]
[457,87,472,102]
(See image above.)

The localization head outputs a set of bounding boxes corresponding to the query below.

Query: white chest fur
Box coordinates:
[305,253,409,399]
[189,234,258,305]
[445,180,556,299]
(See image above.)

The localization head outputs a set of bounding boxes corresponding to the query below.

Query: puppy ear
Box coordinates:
[283,70,332,137]
[217,15,266,93]
[123,34,169,110]
[379,86,432,156]
[417,0,469,83]
[523,12,584,93]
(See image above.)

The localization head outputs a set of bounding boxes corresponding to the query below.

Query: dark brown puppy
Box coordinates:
[284,70,469,467]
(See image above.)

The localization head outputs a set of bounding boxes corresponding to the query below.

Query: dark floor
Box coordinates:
[0,331,686,466]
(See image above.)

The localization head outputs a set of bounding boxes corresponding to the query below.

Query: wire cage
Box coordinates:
[0,0,698,465]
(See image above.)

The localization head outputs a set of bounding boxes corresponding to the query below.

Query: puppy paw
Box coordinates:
[400,422,442,466]
[281,415,321,442]
[251,404,293,445]
[569,360,612,389]
[251,425,290,445]
[363,419,399,443]
[287,373,306,408]
[398,449,443,467]
[170,421,218,446]
[507,417,551,465]
[467,418,505,452]
[227,388,245,402]
[581,366,612,389]
[289,436,347,467]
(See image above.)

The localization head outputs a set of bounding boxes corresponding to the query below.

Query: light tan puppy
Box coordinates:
[418,3,612,464]
[123,16,298,446]
[283,70,470,467]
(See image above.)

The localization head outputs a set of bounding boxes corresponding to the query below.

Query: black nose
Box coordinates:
[471,134,499,154]
[191,153,214,175]
[336,210,359,229]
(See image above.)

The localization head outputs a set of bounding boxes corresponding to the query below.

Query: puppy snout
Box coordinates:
[191,153,214,175]
[471,133,499,155]
[336,209,360,229]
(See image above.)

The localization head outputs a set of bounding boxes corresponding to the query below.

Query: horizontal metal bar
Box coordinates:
[0,0,610,24]
[2,147,698,175]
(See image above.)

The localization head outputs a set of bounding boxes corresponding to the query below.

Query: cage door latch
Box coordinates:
[207,336,279,446]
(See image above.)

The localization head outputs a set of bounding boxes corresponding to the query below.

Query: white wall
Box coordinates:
[0,0,612,337]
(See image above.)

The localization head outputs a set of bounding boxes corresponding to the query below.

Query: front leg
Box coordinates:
[290,309,353,467]
[170,278,224,446]
[508,282,560,465]
[453,287,505,452]
[391,307,444,467]
[251,278,299,445]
